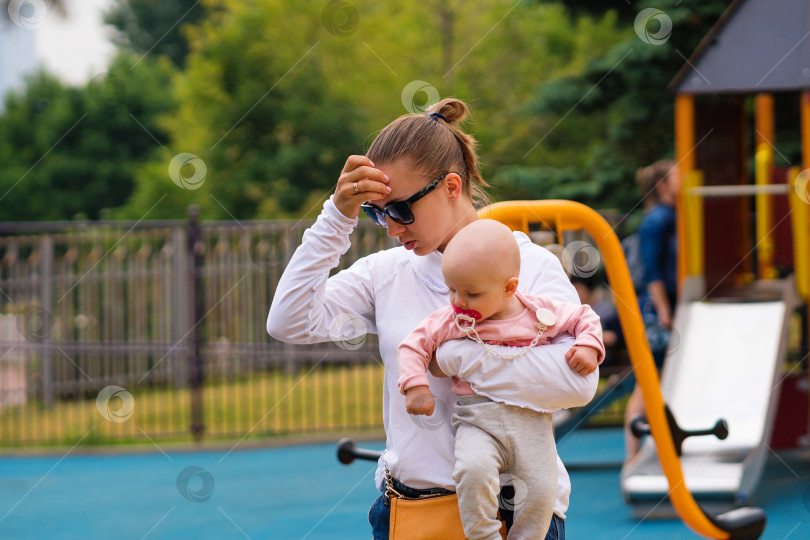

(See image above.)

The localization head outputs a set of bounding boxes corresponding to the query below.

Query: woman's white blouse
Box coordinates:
[267,197,599,519]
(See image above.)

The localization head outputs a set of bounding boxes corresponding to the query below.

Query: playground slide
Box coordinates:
[621,279,797,515]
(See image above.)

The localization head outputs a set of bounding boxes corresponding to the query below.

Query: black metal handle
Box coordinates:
[337,438,383,465]
[705,505,766,540]
[629,415,652,438]
[629,404,728,456]
[629,404,764,537]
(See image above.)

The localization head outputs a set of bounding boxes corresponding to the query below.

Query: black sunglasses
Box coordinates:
[361,172,455,227]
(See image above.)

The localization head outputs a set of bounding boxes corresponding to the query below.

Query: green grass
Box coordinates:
[1,361,635,449]
[0,363,385,447]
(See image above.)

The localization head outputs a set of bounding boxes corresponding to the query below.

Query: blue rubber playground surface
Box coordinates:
[1,428,808,539]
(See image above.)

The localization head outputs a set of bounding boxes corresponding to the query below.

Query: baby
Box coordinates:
[397,219,604,539]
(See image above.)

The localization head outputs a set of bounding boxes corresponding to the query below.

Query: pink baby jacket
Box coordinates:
[398,290,605,396]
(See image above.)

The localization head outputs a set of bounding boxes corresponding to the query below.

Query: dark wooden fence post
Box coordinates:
[187,206,205,441]
[40,234,54,408]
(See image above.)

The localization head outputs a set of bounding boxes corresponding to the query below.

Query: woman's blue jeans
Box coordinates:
[368,492,566,539]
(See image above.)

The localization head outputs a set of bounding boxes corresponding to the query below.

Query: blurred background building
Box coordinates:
[0,0,114,106]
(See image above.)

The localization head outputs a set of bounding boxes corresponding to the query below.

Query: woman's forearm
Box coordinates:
[647,280,672,327]
[436,336,598,411]
[267,197,375,343]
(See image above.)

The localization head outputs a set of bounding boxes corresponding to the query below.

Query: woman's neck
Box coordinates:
[438,207,480,253]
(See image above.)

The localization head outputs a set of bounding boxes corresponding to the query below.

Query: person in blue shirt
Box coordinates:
[624,160,680,464]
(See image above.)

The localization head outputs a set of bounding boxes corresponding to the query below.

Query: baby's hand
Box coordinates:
[565,345,599,376]
[405,385,435,415]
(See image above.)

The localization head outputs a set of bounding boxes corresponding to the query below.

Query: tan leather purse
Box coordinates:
[389,493,467,540]
[385,465,507,540]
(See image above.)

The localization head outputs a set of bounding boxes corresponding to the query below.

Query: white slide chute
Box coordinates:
[621,278,798,515]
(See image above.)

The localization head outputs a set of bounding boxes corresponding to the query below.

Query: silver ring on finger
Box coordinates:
[353,182,359,194]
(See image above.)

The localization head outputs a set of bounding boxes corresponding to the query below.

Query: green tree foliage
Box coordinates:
[121,0,628,220]
[0,54,175,220]
[493,0,728,218]
[104,0,207,67]
[3,0,721,222]
[120,0,368,220]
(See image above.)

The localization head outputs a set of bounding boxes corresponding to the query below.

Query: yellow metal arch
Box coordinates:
[479,199,729,539]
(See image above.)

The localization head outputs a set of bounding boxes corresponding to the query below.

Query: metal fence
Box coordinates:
[0,210,395,446]
[0,211,629,448]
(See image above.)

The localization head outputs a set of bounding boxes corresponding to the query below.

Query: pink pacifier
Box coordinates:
[452,305,482,320]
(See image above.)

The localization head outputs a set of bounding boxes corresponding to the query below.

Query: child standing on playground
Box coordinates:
[398,219,605,539]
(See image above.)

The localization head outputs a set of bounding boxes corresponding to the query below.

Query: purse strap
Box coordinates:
[384,455,452,501]
[383,453,404,500]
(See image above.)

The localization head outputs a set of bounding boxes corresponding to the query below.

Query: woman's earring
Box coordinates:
[451,198,455,202]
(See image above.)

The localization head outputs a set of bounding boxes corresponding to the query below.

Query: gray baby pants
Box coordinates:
[452,395,557,540]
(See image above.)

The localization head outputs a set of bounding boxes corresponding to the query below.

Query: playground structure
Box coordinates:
[622,0,810,528]
[341,195,795,539]
[339,3,810,539]
[477,201,777,539]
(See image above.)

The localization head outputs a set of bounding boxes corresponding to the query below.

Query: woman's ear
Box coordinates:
[444,173,464,201]
[504,277,519,297]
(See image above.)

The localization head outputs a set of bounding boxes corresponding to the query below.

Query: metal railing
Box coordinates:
[0,209,395,446]
[0,209,629,447]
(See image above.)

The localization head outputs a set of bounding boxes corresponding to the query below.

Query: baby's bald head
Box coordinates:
[442,219,520,283]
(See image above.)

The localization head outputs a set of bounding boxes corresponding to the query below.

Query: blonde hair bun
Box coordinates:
[367,97,491,208]
[426,98,469,125]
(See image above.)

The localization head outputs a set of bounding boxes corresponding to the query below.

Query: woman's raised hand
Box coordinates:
[333,155,391,219]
